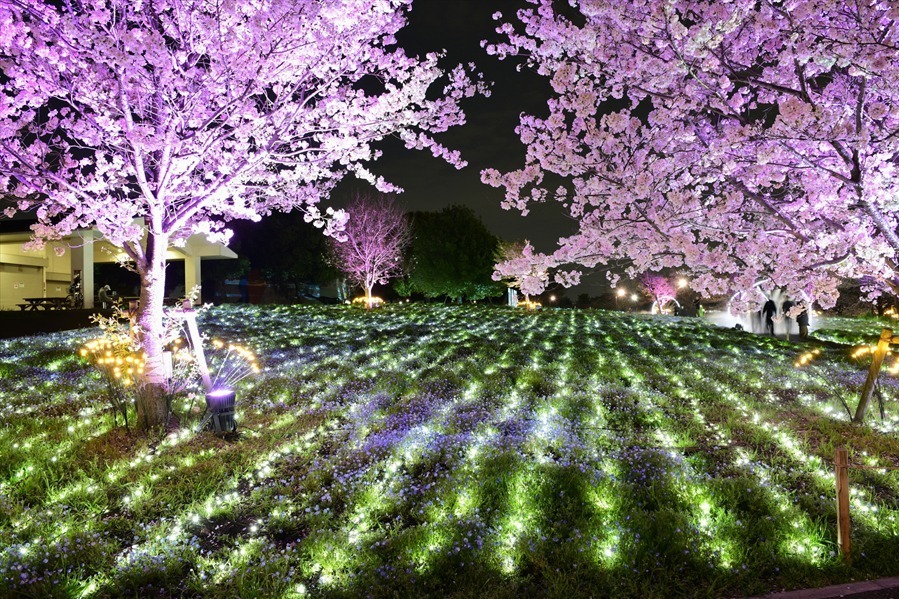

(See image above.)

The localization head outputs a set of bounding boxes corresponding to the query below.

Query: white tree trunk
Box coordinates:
[134,231,170,429]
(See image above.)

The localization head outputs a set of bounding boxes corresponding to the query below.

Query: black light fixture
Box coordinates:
[199,388,237,433]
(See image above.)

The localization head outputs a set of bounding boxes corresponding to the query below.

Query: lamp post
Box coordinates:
[630,293,639,312]
[616,288,626,310]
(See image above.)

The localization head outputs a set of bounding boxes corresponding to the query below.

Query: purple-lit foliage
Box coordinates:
[0,0,484,425]
[330,193,412,306]
[638,273,677,313]
[485,0,899,311]
[493,239,550,302]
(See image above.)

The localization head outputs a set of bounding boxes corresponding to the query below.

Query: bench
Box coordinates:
[21,297,72,310]
[16,304,29,311]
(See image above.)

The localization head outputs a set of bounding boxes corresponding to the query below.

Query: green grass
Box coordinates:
[1,305,898,598]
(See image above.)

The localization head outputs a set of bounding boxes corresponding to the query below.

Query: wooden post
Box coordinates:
[854,328,893,423]
[835,447,850,561]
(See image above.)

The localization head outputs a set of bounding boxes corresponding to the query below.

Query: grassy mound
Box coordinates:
[1,306,898,598]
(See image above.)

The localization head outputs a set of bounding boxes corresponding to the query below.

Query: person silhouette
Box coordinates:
[98,285,113,309]
[67,273,83,308]
[782,298,795,340]
[796,301,810,339]
[762,298,776,336]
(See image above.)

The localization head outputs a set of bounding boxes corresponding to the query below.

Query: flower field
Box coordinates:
[2,305,899,598]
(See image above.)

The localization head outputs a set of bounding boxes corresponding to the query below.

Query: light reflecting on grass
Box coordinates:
[1,307,899,597]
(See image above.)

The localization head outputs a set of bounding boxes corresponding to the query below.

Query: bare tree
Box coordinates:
[330,194,411,307]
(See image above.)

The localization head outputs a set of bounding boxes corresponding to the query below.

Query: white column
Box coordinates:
[507,288,518,307]
[184,253,202,303]
[80,231,95,309]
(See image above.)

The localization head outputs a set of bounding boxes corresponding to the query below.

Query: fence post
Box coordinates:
[854,328,893,423]
[835,447,850,561]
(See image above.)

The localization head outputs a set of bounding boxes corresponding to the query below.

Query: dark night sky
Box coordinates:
[327,0,604,294]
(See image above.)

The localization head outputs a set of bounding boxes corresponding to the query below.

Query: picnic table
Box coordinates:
[18,297,71,311]
[116,297,182,307]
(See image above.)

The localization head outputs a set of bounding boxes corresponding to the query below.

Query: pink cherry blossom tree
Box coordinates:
[0,0,484,426]
[483,0,899,322]
[637,273,677,314]
[493,240,551,304]
[330,193,411,307]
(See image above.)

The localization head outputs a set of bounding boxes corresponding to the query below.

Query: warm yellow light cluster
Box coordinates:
[517,300,541,310]
[211,339,261,374]
[163,337,194,365]
[851,345,875,360]
[794,348,821,368]
[80,338,146,385]
[351,296,385,307]
[848,344,899,375]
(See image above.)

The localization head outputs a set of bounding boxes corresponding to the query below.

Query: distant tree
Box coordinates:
[330,193,411,307]
[493,240,549,304]
[392,276,416,299]
[405,205,503,301]
[638,273,677,314]
[233,213,335,300]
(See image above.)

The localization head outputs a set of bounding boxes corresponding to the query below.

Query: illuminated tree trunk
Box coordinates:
[0,0,482,434]
[134,231,170,429]
[329,194,410,307]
